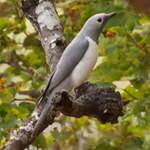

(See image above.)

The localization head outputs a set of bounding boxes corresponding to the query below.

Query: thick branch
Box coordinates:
[55,82,123,123]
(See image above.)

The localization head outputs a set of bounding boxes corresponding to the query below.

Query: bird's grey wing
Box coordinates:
[46,38,89,93]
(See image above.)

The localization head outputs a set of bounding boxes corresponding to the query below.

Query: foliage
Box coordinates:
[0,0,150,149]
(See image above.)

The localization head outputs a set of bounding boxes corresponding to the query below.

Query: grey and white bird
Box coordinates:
[33,12,116,135]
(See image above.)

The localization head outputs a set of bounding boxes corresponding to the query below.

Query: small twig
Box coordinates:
[0,51,34,74]
[12,98,34,102]
[19,90,41,98]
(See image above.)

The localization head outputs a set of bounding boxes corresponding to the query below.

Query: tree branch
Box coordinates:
[55,82,123,124]
[0,51,34,74]
[3,0,123,150]
[19,90,41,99]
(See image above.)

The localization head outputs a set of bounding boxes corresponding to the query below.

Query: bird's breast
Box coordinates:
[71,36,98,88]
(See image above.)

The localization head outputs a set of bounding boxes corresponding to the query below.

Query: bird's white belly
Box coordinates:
[71,37,98,88]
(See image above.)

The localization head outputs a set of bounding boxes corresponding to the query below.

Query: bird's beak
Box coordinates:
[106,12,116,19]
[101,12,116,33]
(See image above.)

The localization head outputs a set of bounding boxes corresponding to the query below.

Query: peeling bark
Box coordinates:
[22,0,66,71]
[3,0,123,150]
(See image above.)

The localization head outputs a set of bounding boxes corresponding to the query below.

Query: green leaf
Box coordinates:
[33,134,47,149]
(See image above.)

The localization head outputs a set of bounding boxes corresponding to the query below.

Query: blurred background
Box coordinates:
[0,0,150,149]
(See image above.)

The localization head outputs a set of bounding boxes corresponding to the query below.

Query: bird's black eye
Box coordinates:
[97,18,102,23]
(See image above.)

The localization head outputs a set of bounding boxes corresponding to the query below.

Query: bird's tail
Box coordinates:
[32,91,55,138]
[36,72,55,107]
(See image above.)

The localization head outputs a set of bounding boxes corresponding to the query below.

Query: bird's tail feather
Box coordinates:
[32,92,55,137]
[36,72,55,107]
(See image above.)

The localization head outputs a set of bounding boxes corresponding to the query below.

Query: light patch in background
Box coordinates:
[25,19,35,34]
[0,64,9,73]
[7,32,26,44]
[0,0,6,2]
[15,33,26,44]
[44,122,62,136]
[10,76,23,83]
[94,56,104,69]
[56,7,64,16]
[113,80,131,92]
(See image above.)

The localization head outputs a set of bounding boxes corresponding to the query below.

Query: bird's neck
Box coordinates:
[79,27,101,43]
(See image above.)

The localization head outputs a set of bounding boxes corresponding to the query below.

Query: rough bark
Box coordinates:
[3,0,123,150]
[56,82,123,124]
[22,0,66,71]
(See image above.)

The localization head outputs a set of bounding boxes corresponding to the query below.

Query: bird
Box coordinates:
[32,12,116,136]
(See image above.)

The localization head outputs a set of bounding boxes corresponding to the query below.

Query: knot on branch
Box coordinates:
[53,82,123,124]
[21,0,39,12]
